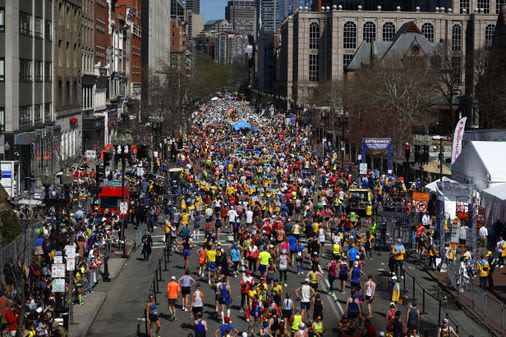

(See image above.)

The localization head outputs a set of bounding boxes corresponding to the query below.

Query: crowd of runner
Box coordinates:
[143,96,462,337]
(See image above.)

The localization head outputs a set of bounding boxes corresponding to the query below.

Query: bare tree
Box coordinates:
[344,55,438,151]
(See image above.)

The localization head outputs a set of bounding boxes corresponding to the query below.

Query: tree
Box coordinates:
[344,56,438,152]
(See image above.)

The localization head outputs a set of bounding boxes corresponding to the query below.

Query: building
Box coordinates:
[170,18,190,68]
[141,0,171,109]
[82,0,109,151]
[257,0,290,33]
[217,32,250,64]
[171,0,186,21]
[186,0,200,14]
[54,0,83,162]
[188,11,204,38]
[225,0,257,38]
[81,0,96,122]
[0,0,59,190]
[204,19,234,33]
[276,8,497,105]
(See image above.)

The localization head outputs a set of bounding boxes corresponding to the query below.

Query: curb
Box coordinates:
[70,291,107,337]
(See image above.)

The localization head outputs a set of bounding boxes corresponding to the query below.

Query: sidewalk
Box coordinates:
[69,226,138,337]
[427,266,506,337]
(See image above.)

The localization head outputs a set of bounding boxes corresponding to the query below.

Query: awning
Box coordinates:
[423,160,451,175]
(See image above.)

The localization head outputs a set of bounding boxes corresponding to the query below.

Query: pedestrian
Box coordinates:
[218,275,232,323]
[327,257,338,293]
[146,295,160,337]
[338,257,348,293]
[191,283,205,320]
[391,275,401,304]
[392,238,405,278]
[142,230,153,261]
[487,250,498,290]
[179,269,196,311]
[295,279,314,322]
[392,310,405,337]
[312,293,324,320]
[406,300,420,336]
[215,316,239,337]
[240,270,254,312]
[438,318,459,337]
[363,274,376,318]
[344,290,361,325]
[167,276,181,321]
[278,249,289,286]
[194,312,208,337]
[281,293,294,334]
[476,254,490,292]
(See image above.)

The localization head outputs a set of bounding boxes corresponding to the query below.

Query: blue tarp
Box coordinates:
[231,119,252,131]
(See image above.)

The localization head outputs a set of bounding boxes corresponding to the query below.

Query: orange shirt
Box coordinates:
[167,281,181,299]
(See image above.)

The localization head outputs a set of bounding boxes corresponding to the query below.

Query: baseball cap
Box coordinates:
[246,270,251,275]
[171,276,176,280]
[391,275,398,280]
[390,302,396,307]
[487,250,492,256]
[304,278,309,283]
[298,323,305,329]
[224,316,231,323]
[443,318,449,323]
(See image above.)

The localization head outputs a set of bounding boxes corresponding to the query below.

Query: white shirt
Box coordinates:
[228,209,238,222]
[422,214,431,227]
[246,210,254,224]
[479,226,488,238]
[300,284,311,303]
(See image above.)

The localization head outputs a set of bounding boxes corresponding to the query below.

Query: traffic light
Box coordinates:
[404,144,411,162]
[422,145,430,164]
[103,151,110,167]
[96,164,106,183]
[414,145,421,164]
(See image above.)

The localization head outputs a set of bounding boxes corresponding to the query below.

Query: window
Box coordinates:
[0,58,4,81]
[452,24,462,52]
[45,103,52,122]
[497,1,502,13]
[0,107,4,132]
[460,0,470,12]
[45,62,52,81]
[451,56,461,85]
[0,8,5,32]
[485,24,495,49]
[309,54,319,82]
[20,59,32,81]
[383,22,396,42]
[45,20,53,40]
[34,104,42,124]
[34,61,43,81]
[19,106,32,128]
[19,11,32,36]
[66,81,70,106]
[363,21,376,43]
[343,54,353,70]
[343,21,356,49]
[35,17,42,38]
[421,23,434,43]
[309,22,320,49]
[477,0,489,12]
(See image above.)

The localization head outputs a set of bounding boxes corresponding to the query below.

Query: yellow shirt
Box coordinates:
[272,284,283,295]
[181,213,190,225]
[392,244,405,261]
[391,282,401,302]
[258,251,272,266]
[291,315,302,331]
[206,249,217,262]
[477,260,490,277]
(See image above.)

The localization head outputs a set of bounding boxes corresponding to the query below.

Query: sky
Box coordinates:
[201,0,228,21]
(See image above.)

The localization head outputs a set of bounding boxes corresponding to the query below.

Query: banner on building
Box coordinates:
[451,117,467,164]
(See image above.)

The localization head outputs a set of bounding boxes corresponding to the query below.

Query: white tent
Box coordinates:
[481,183,506,225]
[451,141,506,191]
[425,176,458,194]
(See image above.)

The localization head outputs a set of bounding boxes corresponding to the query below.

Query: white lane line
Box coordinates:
[317,264,344,316]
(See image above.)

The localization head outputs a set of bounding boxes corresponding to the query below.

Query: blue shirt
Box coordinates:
[219,324,235,337]
[348,247,359,262]
[231,247,241,262]
[288,236,297,251]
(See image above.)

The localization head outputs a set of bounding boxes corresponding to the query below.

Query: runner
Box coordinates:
[194,312,208,337]
[363,274,376,318]
[191,283,205,320]
[179,270,196,311]
[167,276,181,321]
[146,295,160,337]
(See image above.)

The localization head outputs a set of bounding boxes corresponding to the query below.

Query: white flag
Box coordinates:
[451,117,467,164]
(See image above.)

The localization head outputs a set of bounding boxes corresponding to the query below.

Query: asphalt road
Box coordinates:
[86,214,492,337]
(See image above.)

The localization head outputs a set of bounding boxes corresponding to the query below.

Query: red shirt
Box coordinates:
[5,309,19,332]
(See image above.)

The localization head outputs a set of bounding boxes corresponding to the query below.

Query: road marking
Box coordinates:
[317,264,344,316]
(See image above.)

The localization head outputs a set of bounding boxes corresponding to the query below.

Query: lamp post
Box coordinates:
[116,132,133,258]
[338,111,349,170]
[40,168,73,329]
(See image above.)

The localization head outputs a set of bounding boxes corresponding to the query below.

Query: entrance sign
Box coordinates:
[361,138,393,172]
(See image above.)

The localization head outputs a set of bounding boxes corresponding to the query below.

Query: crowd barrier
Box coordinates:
[447,259,506,333]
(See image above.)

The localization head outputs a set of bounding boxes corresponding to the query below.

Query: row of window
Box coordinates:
[460,0,503,13]
[19,60,52,82]
[19,103,52,128]
[20,11,53,40]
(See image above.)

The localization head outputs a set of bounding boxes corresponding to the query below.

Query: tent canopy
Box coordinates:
[425,176,458,193]
[481,183,506,225]
[451,141,506,191]
[230,119,252,131]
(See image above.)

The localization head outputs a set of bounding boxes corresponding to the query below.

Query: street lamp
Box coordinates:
[338,111,349,169]
[40,167,73,329]
[115,132,133,258]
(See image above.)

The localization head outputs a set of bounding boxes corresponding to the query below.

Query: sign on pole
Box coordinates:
[52,279,65,293]
[359,163,368,175]
[66,258,76,271]
[120,201,129,215]
[450,219,460,243]
[51,264,66,278]
[412,192,430,203]
[415,201,427,213]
